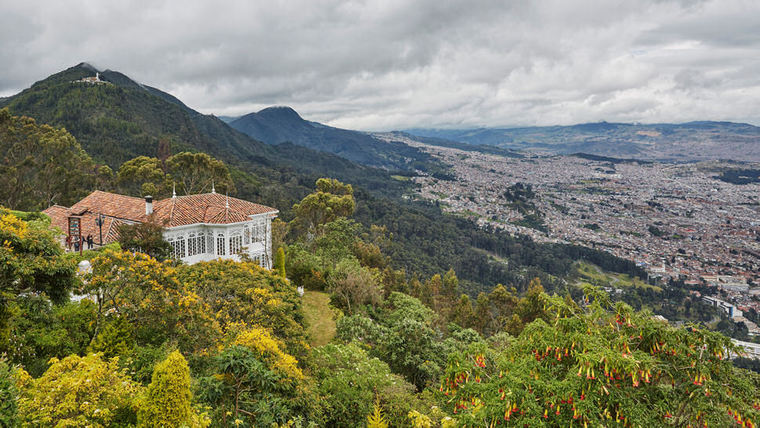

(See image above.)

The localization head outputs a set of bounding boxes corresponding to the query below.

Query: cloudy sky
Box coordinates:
[2,0,759,130]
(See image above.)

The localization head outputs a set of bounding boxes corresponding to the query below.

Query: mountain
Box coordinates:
[0,62,644,295]
[406,121,760,162]
[0,63,272,167]
[0,63,410,201]
[229,106,443,172]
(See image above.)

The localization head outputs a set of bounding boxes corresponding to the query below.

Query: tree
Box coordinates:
[85,250,220,354]
[166,151,235,195]
[274,246,287,278]
[328,258,383,315]
[117,220,173,261]
[6,297,96,377]
[440,287,760,427]
[116,152,235,198]
[0,357,18,427]
[442,269,459,299]
[198,326,313,426]
[451,294,475,329]
[0,109,95,210]
[312,343,420,428]
[0,209,77,351]
[116,156,169,197]
[17,353,142,427]
[138,350,208,427]
[176,260,307,356]
[291,178,355,233]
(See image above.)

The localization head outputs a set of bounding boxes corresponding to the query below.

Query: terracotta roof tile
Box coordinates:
[43,204,133,245]
[70,190,147,222]
[152,192,277,227]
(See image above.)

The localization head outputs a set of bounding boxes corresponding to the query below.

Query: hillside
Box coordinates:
[0,63,411,205]
[0,63,269,167]
[0,63,646,295]
[230,106,444,172]
[407,121,760,162]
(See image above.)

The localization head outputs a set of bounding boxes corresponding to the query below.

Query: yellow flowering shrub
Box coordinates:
[86,250,221,355]
[17,354,142,427]
[232,325,303,381]
[176,259,308,356]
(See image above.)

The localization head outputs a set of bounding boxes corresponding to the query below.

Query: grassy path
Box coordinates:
[302,290,336,347]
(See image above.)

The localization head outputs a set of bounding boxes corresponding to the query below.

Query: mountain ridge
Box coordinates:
[405,121,760,162]
[229,105,445,172]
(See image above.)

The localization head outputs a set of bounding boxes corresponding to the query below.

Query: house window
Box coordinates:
[251,219,265,242]
[207,234,214,255]
[229,233,243,255]
[175,235,186,259]
[188,233,196,257]
[258,219,266,241]
[217,233,226,256]
[244,226,251,245]
[197,232,206,254]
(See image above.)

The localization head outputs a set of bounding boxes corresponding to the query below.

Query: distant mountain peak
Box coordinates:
[257,106,303,121]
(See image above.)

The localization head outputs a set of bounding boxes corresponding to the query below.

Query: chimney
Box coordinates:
[145,195,153,215]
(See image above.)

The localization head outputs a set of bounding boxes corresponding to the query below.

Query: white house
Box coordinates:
[43,189,278,268]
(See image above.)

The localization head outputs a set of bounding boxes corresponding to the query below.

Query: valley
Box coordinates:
[380,133,760,325]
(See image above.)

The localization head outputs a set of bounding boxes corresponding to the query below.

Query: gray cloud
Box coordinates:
[1,0,759,130]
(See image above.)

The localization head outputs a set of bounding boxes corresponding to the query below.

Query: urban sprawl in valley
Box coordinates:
[380,133,760,331]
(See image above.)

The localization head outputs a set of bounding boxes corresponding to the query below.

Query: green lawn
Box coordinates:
[302,290,337,347]
[575,261,661,291]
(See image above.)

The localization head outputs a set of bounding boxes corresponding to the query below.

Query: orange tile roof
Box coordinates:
[43,204,134,245]
[153,192,277,227]
[44,191,277,244]
[70,190,147,222]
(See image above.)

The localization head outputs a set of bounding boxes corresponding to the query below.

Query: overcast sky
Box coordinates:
[2,0,759,130]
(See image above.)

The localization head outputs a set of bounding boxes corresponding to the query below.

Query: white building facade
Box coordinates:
[163,212,275,267]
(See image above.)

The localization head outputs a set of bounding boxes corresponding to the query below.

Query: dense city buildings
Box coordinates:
[380,133,760,321]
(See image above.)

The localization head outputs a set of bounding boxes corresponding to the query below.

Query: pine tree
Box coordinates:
[138,350,199,427]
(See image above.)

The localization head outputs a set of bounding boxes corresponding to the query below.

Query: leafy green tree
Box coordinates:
[473,292,491,334]
[116,152,236,198]
[88,315,136,359]
[117,220,173,261]
[0,108,95,210]
[274,246,287,278]
[6,297,96,376]
[95,164,115,191]
[440,287,760,427]
[312,343,419,428]
[85,250,220,354]
[166,151,235,195]
[0,209,77,352]
[487,284,519,332]
[138,350,208,427]
[116,156,169,197]
[451,294,475,329]
[335,293,474,391]
[327,258,383,315]
[291,178,355,233]
[17,353,142,427]
[198,326,317,427]
[442,269,459,299]
[0,357,18,427]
